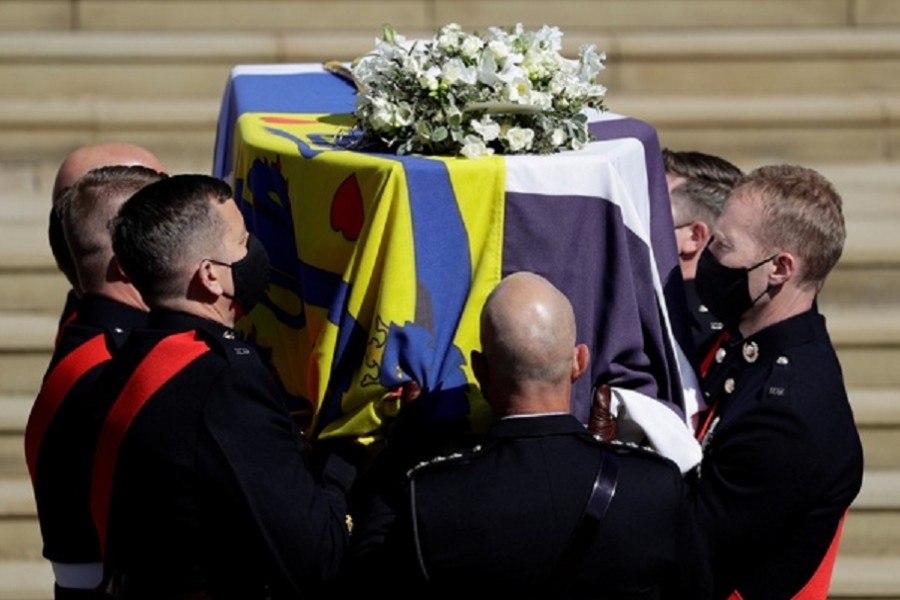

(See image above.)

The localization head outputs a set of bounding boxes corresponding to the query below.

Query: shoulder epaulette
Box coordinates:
[764,354,793,400]
[406,444,486,478]
[195,328,256,365]
[601,438,677,467]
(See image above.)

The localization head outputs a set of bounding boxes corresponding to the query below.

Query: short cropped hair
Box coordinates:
[663,148,744,227]
[663,149,744,187]
[733,164,845,288]
[111,174,233,305]
[670,178,733,227]
[63,165,165,294]
[49,191,78,287]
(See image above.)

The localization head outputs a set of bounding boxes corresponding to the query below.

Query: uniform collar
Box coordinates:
[488,413,587,439]
[725,308,822,365]
[75,294,148,334]
[147,310,241,342]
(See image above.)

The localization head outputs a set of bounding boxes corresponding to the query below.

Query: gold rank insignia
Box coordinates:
[742,341,759,363]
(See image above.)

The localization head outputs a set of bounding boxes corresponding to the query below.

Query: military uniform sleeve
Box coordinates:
[693,402,823,593]
[198,362,354,592]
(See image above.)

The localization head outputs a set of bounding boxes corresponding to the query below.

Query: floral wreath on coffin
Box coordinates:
[349,23,607,159]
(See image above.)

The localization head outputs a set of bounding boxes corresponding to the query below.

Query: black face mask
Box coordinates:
[695,241,776,330]
[210,235,271,315]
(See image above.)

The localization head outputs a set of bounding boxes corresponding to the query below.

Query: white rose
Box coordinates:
[370,98,395,131]
[535,25,563,52]
[530,91,553,110]
[471,117,500,142]
[550,128,567,147]
[460,35,484,59]
[497,64,527,85]
[460,135,494,159]
[394,102,414,127]
[419,65,442,90]
[504,127,535,152]
[488,40,510,62]
[441,58,465,85]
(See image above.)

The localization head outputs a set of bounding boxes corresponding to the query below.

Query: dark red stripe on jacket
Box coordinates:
[90,331,210,557]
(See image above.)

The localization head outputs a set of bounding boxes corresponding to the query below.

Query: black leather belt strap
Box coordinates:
[545,451,620,598]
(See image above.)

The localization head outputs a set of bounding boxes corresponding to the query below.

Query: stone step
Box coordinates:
[851,389,900,470]
[830,556,900,599]
[2,91,899,164]
[616,93,900,165]
[0,315,57,397]
[826,306,900,388]
[842,470,900,557]
[7,0,896,34]
[2,27,900,102]
[0,97,218,163]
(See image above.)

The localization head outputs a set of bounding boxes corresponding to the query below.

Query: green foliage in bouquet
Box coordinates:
[351,23,607,158]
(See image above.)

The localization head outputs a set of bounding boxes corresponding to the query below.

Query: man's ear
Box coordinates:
[770,250,797,286]
[197,258,225,297]
[684,220,711,254]
[571,343,590,382]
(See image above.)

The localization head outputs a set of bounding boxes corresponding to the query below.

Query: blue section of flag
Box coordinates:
[316,155,475,431]
[373,155,472,421]
[233,73,357,115]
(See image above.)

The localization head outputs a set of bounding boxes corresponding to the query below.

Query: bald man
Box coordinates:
[347,272,708,598]
[27,166,166,600]
[49,142,165,329]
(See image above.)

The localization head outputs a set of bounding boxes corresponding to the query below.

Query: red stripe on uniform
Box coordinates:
[24,333,111,483]
[90,331,210,557]
[790,513,847,600]
[727,514,847,599]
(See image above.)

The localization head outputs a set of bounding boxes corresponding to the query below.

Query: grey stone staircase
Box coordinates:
[1,0,899,598]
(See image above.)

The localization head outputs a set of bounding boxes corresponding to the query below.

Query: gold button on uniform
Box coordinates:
[715,348,727,363]
[724,378,735,394]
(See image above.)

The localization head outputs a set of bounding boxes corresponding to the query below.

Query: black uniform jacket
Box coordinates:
[696,308,864,599]
[30,295,146,564]
[95,311,355,599]
[683,278,724,366]
[350,413,708,599]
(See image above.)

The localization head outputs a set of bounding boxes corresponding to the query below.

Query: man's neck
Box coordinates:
[739,286,815,338]
[153,298,235,329]
[86,282,147,312]
[498,383,572,417]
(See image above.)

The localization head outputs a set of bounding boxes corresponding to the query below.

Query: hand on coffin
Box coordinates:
[588,383,617,441]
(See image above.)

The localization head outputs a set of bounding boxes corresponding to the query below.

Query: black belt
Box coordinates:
[544,451,620,598]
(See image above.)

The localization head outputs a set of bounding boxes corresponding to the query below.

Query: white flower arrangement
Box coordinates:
[350,23,607,158]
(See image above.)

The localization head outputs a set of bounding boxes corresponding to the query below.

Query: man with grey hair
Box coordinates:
[347,272,707,598]
[26,165,165,600]
[91,174,356,599]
